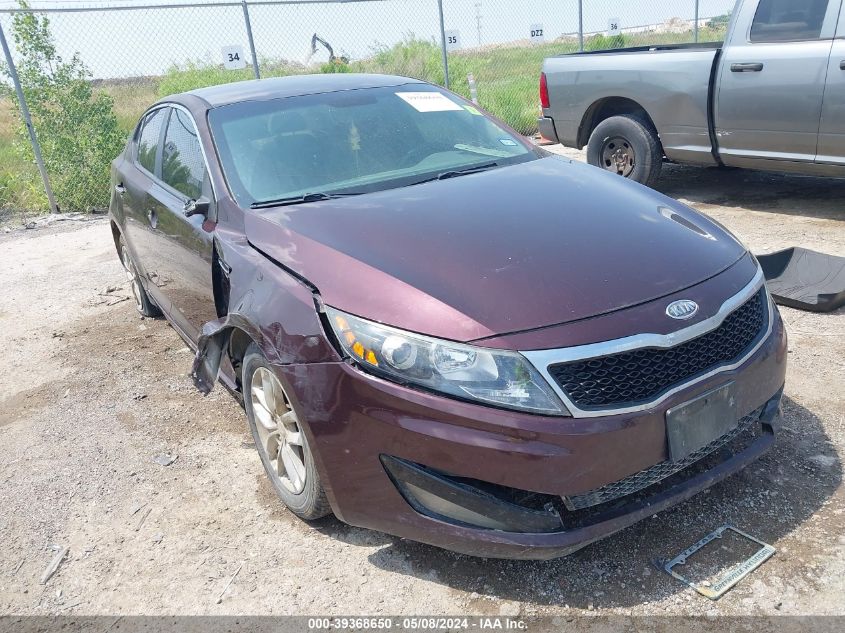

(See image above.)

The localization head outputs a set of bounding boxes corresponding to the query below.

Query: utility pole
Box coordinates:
[578,0,584,52]
[0,20,58,213]
[474,1,483,46]
[437,0,450,89]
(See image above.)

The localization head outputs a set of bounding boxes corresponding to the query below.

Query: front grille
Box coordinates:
[548,289,767,410]
[562,405,765,511]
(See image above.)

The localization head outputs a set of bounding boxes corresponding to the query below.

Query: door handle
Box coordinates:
[840,60,845,70]
[114,183,126,195]
[147,208,158,229]
[731,62,764,72]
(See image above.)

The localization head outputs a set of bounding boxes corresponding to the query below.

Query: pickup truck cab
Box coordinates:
[539,0,845,186]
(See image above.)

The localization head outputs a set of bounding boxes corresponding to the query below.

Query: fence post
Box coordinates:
[694,0,700,42]
[437,0,450,89]
[0,20,58,213]
[578,0,584,52]
[241,0,260,79]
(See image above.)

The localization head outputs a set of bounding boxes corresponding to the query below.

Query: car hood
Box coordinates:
[244,156,746,343]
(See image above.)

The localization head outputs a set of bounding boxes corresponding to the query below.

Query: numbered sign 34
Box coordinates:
[444,30,461,52]
[222,45,247,70]
[608,18,621,36]
[530,24,545,44]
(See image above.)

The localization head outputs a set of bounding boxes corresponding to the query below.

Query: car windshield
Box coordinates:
[208,84,539,208]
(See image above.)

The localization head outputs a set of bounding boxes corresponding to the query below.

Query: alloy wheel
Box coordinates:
[250,367,307,495]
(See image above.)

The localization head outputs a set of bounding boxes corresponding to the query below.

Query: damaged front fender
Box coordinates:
[191,234,340,395]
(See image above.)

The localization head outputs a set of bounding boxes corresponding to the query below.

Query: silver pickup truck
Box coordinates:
[539,0,845,186]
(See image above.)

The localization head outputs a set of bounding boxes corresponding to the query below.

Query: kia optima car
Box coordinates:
[109,74,786,559]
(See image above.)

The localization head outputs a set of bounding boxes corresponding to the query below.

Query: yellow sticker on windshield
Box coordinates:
[463,105,482,116]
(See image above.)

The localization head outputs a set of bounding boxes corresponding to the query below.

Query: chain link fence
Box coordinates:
[0,0,735,212]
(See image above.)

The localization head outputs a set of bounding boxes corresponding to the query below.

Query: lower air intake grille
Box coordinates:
[562,405,765,511]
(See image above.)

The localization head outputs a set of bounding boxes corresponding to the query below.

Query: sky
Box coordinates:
[0,0,736,79]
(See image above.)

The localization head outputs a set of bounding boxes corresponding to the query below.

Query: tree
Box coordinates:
[1,1,124,211]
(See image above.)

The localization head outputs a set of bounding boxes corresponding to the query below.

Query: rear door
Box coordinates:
[120,107,170,311]
[817,1,845,164]
[145,106,217,343]
[715,0,841,164]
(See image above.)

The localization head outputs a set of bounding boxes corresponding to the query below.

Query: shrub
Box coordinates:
[1,1,125,212]
[157,60,257,97]
[584,34,627,51]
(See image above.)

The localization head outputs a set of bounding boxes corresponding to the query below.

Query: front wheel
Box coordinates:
[243,344,331,520]
[586,115,663,187]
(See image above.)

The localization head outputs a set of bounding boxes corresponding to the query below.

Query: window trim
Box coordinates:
[133,102,217,202]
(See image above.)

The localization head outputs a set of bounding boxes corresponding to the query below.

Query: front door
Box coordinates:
[817,2,845,165]
[715,0,840,164]
[144,106,217,343]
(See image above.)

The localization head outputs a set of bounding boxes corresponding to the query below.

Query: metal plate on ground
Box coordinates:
[666,383,738,462]
[664,525,776,600]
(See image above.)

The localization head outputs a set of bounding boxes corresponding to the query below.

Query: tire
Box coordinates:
[242,343,331,520]
[586,114,663,187]
[118,234,162,318]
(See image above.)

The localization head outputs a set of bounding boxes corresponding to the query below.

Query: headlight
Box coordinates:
[326,307,569,416]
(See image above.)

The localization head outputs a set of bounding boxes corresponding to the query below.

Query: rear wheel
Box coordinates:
[243,344,331,520]
[587,114,662,187]
[118,235,161,318]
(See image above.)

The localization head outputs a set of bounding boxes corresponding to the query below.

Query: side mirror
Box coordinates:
[184,196,211,218]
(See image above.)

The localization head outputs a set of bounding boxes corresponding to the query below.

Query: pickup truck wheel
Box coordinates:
[118,235,161,318]
[243,344,331,521]
[587,115,662,187]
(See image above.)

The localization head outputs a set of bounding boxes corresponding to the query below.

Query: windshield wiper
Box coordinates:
[409,161,499,187]
[250,191,365,209]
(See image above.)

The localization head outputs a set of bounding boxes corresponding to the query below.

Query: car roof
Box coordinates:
[183,74,426,108]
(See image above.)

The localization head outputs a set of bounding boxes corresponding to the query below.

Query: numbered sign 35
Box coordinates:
[608,18,621,36]
[222,45,247,70]
[444,30,461,52]
[530,24,545,44]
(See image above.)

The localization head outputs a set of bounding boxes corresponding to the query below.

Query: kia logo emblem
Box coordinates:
[666,299,699,320]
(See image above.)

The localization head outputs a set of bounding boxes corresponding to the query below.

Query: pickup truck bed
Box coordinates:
[539,0,845,185]
[541,43,723,169]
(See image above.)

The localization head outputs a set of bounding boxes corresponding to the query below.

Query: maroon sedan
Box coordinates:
[109,74,786,559]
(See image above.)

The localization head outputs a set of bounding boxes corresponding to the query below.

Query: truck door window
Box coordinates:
[750,0,831,42]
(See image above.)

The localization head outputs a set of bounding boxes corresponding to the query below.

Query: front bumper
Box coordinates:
[273,306,787,560]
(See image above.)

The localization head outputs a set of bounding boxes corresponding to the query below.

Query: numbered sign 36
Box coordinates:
[444,30,461,52]
[608,18,621,36]
[530,24,545,44]
[222,45,246,70]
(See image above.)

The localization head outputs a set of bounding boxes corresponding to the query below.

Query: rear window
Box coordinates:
[750,0,831,42]
[208,84,537,208]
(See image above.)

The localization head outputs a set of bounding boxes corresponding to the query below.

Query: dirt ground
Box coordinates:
[0,150,843,618]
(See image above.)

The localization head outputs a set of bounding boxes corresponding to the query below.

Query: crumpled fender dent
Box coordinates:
[191,234,340,395]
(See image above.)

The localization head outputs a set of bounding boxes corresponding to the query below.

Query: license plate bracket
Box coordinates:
[663,525,776,600]
[666,383,738,462]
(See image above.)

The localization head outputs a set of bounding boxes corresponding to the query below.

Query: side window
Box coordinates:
[137,109,165,174]
[750,0,831,42]
[161,109,206,200]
